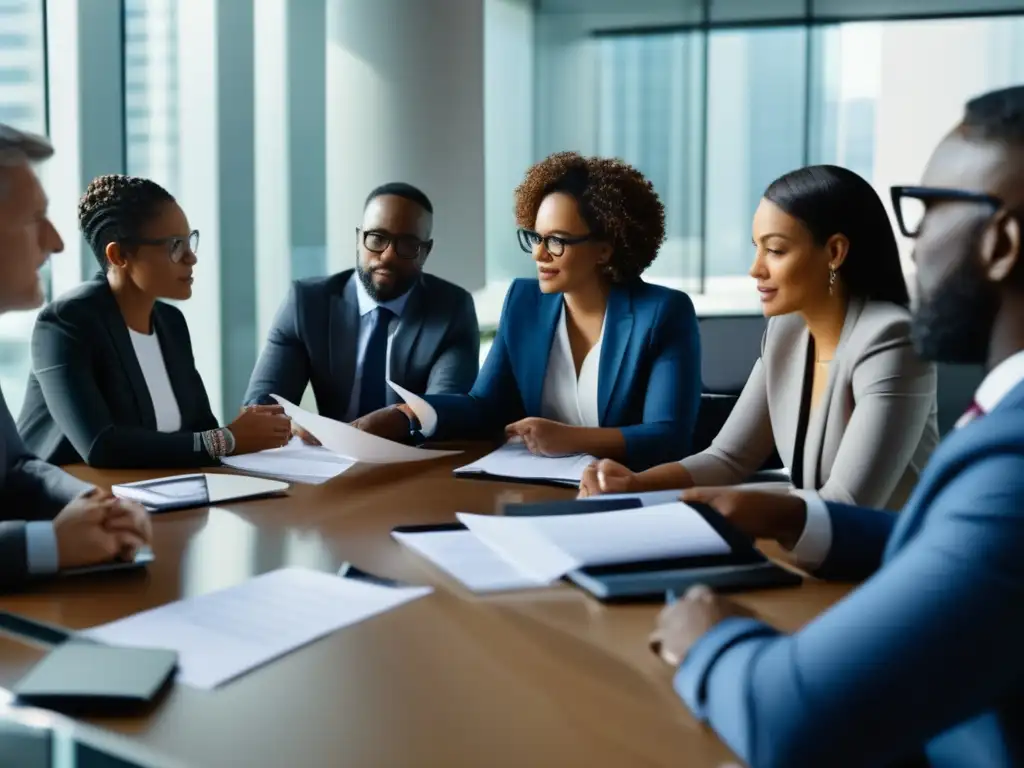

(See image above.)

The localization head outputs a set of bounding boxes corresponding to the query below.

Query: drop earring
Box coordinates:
[828,265,836,296]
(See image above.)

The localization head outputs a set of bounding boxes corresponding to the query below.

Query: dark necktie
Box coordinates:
[357,306,393,417]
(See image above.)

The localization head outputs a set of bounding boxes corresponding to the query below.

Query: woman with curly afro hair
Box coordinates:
[357,151,702,470]
[18,174,292,468]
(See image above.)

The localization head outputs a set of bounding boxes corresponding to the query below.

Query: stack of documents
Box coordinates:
[221,439,356,485]
[392,502,731,593]
[453,442,596,487]
[82,568,432,690]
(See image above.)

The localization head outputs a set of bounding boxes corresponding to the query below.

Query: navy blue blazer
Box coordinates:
[676,379,1024,768]
[424,278,701,470]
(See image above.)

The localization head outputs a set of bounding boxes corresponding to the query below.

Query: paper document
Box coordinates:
[83,568,432,690]
[392,529,549,593]
[454,442,595,487]
[457,502,732,582]
[221,438,355,484]
[387,380,438,436]
[272,395,461,464]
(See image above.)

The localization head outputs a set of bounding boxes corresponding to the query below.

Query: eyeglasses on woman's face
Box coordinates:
[121,229,199,263]
[517,228,595,257]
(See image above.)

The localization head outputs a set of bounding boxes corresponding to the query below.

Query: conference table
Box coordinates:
[0,444,853,767]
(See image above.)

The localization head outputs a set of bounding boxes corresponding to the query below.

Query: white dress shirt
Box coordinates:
[790,349,1024,568]
[129,328,182,433]
[413,301,606,437]
[344,277,412,422]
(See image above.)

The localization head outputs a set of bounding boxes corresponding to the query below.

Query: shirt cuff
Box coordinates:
[25,521,60,575]
[787,490,833,569]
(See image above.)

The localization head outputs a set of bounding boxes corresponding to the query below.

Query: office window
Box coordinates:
[597,33,705,289]
[809,16,1024,267]
[0,0,46,415]
[704,27,807,291]
[123,0,181,195]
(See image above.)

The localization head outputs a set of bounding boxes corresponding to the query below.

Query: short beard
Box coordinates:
[911,254,998,365]
[356,261,417,303]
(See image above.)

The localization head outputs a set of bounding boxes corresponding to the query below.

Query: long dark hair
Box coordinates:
[764,164,909,307]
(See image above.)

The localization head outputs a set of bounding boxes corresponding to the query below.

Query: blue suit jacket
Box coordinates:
[424,278,701,470]
[677,380,1024,768]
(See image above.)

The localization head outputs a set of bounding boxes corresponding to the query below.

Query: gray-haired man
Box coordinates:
[0,123,151,590]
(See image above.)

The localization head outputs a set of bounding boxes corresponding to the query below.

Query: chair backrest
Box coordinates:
[698,315,766,395]
[692,315,782,468]
[936,362,985,436]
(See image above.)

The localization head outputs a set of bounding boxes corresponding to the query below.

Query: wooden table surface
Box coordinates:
[0,445,852,768]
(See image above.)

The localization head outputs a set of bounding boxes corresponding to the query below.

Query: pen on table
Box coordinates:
[337,562,410,589]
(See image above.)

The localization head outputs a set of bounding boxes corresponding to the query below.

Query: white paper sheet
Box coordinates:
[221,438,355,484]
[457,502,732,582]
[453,442,596,487]
[82,567,432,690]
[272,395,462,464]
[392,529,550,593]
[387,379,438,436]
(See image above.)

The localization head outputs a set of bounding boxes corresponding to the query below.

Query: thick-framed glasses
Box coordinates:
[357,227,430,260]
[890,186,1002,239]
[121,230,199,263]
[517,228,594,257]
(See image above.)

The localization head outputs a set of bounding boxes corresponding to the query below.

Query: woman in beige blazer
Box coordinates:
[579,165,939,510]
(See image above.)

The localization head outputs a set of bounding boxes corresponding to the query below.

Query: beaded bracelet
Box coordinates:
[198,427,236,459]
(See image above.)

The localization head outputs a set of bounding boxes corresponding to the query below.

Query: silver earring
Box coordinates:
[828,266,836,296]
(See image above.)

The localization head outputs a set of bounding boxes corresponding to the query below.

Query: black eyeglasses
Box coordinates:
[357,228,431,260]
[121,230,199,263]
[890,186,1003,239]
[517,228,595,257]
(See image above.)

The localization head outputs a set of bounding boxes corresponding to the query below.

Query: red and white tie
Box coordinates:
[955,400,985,430]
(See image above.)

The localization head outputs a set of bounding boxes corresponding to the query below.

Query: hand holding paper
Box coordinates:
[271,395,461,464]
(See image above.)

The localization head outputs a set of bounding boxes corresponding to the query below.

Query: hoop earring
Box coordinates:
[828,266,837,296]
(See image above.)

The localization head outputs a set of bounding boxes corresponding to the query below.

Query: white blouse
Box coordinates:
[539,304,605,428]
[128,328,183,433]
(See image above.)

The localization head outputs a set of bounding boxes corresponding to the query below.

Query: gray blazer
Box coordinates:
[244,270,480,420]
[681,297,939,509]
[0,385,89,590]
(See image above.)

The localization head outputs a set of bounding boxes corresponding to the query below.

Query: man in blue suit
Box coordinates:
[651,86,1024,767]
[244,183,479,440]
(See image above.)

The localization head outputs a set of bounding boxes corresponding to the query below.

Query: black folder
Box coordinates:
[564,501,802,601]
[394,500,802,601]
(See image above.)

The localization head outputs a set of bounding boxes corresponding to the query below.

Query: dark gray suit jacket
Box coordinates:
[1,384,89,590]
[243,270,480,419]
[17,275,219,468]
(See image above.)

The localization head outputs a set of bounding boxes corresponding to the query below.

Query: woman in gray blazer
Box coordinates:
[17,174,291,468]
[580,165,939,510]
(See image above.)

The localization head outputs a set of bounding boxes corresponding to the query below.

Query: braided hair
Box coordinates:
[78,174,175,270]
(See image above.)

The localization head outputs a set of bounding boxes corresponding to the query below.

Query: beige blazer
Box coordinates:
[681,297,939,509]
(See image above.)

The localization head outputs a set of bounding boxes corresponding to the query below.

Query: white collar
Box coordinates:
[975,349,1024,413]
[354,274,413,318]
